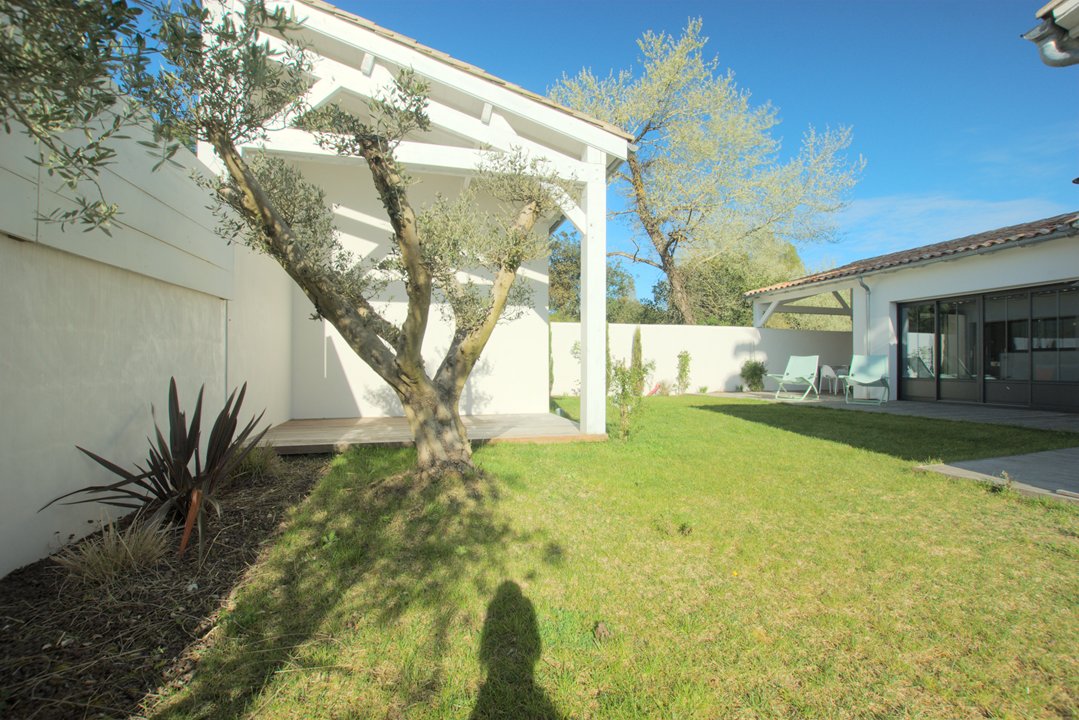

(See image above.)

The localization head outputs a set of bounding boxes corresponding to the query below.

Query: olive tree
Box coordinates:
[551,19,863,324]
[17,0,569,476]
[0,0,159,230]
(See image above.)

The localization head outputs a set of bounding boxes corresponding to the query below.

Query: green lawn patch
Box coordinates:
[149,397,1079,719]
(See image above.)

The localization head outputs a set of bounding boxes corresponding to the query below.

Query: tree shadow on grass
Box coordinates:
[469,581,562,720]
[693,401,1078,464]
[150,447,519,718]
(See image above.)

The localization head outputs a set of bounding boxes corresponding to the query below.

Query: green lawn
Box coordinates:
[150,397,1079,719]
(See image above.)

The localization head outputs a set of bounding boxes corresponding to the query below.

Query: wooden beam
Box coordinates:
[832,291,850,310]
[774,304,852,317]
[579,146,608,435]
[250,129,510,175]
[756,300,780,327]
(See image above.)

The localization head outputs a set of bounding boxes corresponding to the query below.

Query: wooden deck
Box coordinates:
[263,413,605,454]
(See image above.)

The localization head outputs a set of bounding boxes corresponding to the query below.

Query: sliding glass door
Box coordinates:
[984,292,1029,405]
[938,297,980,401]
[898,283,1079,410]
[899,302,936,400]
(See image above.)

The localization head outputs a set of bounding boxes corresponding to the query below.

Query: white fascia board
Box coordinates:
[746,277,858,305]
[273,0,628,160]
[1053,0,1079,34]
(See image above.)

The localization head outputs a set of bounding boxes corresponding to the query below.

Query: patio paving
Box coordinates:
[264,412,603,454]
[917,448,1079,503]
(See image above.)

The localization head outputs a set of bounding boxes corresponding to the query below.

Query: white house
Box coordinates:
[0,0,629,576]
[746,212,1079,411]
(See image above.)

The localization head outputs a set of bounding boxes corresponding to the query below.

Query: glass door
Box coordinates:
[984,292,1029,405]
[938,297,980,402]
[899,302,936,400]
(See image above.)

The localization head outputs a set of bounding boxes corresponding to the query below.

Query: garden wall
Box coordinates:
[0,126,231,577]
[551,323,852,395]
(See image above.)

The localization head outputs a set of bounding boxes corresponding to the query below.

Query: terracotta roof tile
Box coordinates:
[745,211,1079,298]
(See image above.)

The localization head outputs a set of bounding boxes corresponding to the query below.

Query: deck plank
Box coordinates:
[263,413,606,454]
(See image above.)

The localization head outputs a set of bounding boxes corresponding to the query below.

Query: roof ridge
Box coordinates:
[293,0,634,142]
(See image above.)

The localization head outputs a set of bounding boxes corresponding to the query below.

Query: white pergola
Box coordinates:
[203,0,630,433]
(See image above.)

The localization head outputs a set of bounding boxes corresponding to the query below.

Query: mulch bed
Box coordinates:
[0,455,329,720]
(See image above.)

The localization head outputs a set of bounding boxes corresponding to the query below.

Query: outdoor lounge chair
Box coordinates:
[840,354,890,405]
[767,355,819,401]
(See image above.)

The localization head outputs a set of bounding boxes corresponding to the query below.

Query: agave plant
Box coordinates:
[41,378,268,558]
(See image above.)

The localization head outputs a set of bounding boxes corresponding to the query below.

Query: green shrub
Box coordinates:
[631,326,644,395]
[676,350,691,395]
[740,359,768,392]
[53,515,169,583]
[232,444,282,482]
[610,357,655,439]
[697,385,708,394]
[42,378,268,559]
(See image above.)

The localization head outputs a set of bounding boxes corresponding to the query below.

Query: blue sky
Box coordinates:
[344,0,1078,296]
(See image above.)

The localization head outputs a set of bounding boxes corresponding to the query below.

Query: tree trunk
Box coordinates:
[664,262,697,325]
[399,384,473,477]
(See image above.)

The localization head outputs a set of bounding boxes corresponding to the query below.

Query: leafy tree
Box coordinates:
[675,350,691,395]
[551,19,862,324]
[548,230,656,323]
[0,0,162,230]
[654,236,807,326]
[552,231,634,321]
[609,357,653,440]
[15,1,570,476]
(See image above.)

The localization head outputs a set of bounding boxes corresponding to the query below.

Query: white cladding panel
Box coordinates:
[0,123,230,299]
[0,237,225,577]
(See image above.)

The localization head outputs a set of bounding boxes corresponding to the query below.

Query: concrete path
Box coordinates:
[919,447,1079,503]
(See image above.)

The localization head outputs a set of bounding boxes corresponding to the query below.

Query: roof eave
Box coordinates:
[745,225,1079,301]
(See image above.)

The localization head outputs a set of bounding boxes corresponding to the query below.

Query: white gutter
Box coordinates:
[1025,0,1079,66]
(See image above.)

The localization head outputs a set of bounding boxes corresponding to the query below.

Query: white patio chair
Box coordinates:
[820,364,842,395]
[767,355,820,401]
[839,355,890,405]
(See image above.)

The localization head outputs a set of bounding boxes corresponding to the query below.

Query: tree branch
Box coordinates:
[434,199,541,396]
[356,137,432,378]
[210,132,402,385]
[607,250,661,270]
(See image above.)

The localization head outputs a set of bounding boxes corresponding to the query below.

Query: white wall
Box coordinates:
[0,123,231,299]
[0,124,230,577]
[551,323,852,395]
[0,236,226,576]
[855,237,1079,399]
[289,265,550,418]
[226,245,294,426]
[283,160,551,419]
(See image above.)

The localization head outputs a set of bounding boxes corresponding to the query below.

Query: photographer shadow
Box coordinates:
[469,581,562,720]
